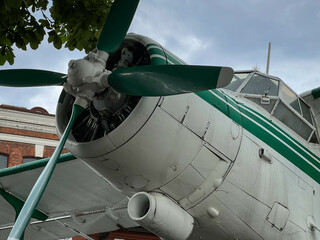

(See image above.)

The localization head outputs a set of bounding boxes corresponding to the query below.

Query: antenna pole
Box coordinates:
[266,42,271,74]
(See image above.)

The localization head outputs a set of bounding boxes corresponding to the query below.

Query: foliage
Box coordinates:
[0,0,113,65]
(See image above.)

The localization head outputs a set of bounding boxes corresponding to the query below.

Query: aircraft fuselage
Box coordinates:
[57,34,320,240]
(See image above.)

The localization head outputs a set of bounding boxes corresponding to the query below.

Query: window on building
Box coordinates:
[23,157,40,164]
[0,154,8,169]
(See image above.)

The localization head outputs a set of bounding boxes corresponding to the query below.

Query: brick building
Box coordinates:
[0,104,67,168]
[0,104,158,240]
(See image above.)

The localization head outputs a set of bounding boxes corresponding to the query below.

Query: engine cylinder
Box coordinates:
[127,192,194,240]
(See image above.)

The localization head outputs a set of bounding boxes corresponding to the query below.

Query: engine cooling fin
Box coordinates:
[71,95,140,142]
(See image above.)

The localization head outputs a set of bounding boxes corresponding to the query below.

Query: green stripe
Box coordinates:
[146,43,185,65]
[0,153,76,177]
[239,106,320,180]
[227,94,320,165]
[226,96,242,125]
[196,90,320,184]
[147,47,166,57]
[197,90,228,114]
[164,49,185,65]
[311,87,320,99]
[165,51,183,65]
[135,41,320,183]
[146,43,161,48]
[150,57,167,65]
[146,44,167,65]
[0,188,48,221]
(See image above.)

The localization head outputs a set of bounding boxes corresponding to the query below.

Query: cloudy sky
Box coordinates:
[1,0,320,113]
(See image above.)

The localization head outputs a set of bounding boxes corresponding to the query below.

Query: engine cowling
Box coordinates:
[56,34,233,201]
[56,35,159,159]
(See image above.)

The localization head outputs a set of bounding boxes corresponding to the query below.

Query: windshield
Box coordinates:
[241,74,279,96]
[224,73,249,91]
[235,73,317,143]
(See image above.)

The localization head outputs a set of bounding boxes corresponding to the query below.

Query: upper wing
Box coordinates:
[0,153,138,239]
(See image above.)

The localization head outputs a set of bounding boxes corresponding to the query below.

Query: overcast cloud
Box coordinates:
[1,0,320,113]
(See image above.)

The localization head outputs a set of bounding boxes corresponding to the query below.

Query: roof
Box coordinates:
[0,105,54,116]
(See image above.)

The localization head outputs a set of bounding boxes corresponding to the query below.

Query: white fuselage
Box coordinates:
[61,88,320,240]
[56,34,320,240]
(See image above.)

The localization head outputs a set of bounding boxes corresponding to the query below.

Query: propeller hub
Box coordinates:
[68,60,77,69]
[64,51,112,102]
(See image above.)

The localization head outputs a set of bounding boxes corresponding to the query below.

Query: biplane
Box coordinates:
[1,0,320,240]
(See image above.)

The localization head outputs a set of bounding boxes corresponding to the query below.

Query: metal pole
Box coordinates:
[266,42,271,74]
[8,103,85,240]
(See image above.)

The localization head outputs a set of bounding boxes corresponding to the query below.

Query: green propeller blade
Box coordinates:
[97,0,140,53]
[108,65,234,96]
[8,103,85,240]
[0,69,66,87]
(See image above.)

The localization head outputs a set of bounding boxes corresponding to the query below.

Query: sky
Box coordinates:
[1,0,320,114]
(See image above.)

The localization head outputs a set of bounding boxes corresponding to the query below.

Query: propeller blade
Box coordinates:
[0,69,66,87]
[97,0,140,53]
[108,65,234,96]
[8,103,85,240]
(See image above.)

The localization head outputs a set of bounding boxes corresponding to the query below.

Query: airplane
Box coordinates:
[0,0,320,239]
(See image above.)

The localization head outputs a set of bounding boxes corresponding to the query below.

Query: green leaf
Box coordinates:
[0,36,12,46]
[6,48,15,65]
[30,41,39,50]
[7,0,22,8]
[53,35,62,49]
[35,28,45,41]
[48,30,56,37]
[0,54,6,66]
[14,35,26,49]
[1,0,114,63]
[0,1,6,14]
[39,19,50,28]
[48,30,56,43]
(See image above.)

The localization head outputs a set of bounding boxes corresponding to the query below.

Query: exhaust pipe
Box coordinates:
[127,192,194,240]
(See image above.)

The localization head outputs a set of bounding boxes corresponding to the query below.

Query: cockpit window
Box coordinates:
[224,73,249,91]
[300,100,313,124]
[280,84,301,114]
[273,101,313,140]
[229,72,319,143]
[241,74,279,96]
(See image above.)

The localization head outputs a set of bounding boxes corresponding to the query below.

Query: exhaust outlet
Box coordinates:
[128,192,194,240]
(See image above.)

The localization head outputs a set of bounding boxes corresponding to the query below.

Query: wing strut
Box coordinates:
[7,103,85,240]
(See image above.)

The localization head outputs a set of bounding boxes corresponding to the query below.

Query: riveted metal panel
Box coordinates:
[160,165,204,201]
[266,202,290,231]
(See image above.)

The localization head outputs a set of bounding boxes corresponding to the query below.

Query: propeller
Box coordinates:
[7,1,140,238]
[0,0,233,97]
[97,0,140,53]
[108,65,234,96]
[0,69,66,87]
[5,0,234,238]
[0,0,140,89]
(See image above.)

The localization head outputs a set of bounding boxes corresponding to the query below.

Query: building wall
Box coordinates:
[0,105,66,168]
[73,231,160,240]
[0,140,59,167]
